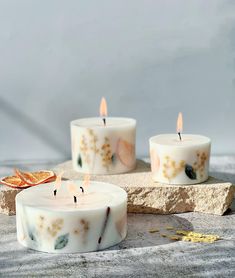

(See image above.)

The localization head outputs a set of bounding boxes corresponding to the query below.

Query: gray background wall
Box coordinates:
[0,0,235,162]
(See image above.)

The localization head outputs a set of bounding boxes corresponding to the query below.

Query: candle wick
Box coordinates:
[74,196,77,204]
[53,189,57,198]
[80,186,84,193]
[102,118,106,126]
[178,132,182,141]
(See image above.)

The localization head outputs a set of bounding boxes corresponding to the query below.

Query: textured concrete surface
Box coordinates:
[0,156,235,277]
[54,160,235,215]
[0,211,235,277]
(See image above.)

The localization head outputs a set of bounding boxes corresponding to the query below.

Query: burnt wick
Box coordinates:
[102,118,106,126]
[178,132,182,141]
[74,196,77,204]
[80,186,84,193]
[54,189,57,197]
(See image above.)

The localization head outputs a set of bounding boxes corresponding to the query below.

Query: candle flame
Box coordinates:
[177,112,183,134]
[83,174,90,187]
[54,171,64,190]
[99,97,108,117]
[67,182,77,195]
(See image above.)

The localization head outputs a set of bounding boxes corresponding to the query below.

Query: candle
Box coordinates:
[149,113,211,184]
[71,98,136,174]
[16,180,127,253]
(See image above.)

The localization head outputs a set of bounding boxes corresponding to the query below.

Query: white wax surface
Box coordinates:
[150,134,211,147]
[17,181,126,211]
[71,117,136,128]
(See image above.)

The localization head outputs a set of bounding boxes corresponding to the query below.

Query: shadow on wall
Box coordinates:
[0,96,67,157]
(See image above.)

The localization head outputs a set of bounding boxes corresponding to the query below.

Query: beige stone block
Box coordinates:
[0,185,21,215]
[1,160,233,216]
[54,160,235,216]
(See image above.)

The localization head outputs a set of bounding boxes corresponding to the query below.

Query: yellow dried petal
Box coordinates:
[201,238,214,243]
[149,229,159,233]
[165,226,174,230]
[161,234,167,238]
[191,238,201,243]
[206,235,220,240]
[188,232,203,238]
[176,230,190,236]
[174,230,220,243]
[182,236,191,242]
[169,236,181,241]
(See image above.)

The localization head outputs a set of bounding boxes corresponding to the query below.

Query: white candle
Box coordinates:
[16,181,127,253]
[149,113,211,184]
[71,117,136,175]
[149,134,211,184]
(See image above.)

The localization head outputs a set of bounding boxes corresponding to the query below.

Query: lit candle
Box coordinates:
[149,113,211,184]
[53,171,63,197]
[16,177,127,253]
[71,97,136,174]
[100,97,107,126]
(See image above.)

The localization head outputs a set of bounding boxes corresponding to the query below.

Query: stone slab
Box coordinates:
[0,186,21,215]
[1,160,234,216]
[54,160,235,216]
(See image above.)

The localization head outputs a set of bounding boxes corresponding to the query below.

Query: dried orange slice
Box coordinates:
[15,169,56,186]
[116,139,135,168]
[0,175,29,189]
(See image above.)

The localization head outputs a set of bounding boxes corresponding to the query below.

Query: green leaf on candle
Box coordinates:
[185,164,197,180]
[28,230,36,242]
[55,233,69,250]
[78,154,82,168]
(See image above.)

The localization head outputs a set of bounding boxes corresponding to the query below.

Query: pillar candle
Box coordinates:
[149,134,211,185]
[71,117,136,175]
[16,181,127,253]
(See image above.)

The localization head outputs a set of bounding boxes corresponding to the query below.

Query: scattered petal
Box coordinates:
[149,229,159,233]
[165,226,174,230]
